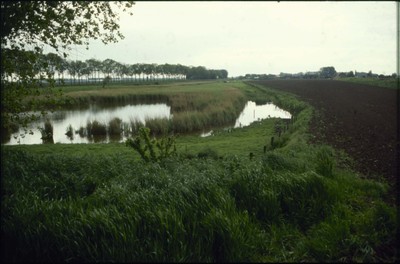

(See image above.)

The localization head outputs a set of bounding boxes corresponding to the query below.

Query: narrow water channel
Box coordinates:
[2,101,291,145]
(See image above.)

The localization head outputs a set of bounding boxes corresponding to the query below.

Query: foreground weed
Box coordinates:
[315,145,335,178]
[125,127,179,163]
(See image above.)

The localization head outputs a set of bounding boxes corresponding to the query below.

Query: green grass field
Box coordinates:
[2,81,397,262]
[335,77,399,89]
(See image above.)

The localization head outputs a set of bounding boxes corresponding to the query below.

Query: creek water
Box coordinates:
[2,101,291,145]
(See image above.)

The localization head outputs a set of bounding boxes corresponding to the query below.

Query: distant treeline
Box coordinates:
[5,51,228,85]
[238,67,397,80]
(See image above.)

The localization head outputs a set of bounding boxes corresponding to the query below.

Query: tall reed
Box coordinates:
[108,117,123,135]
[89,120,107,135]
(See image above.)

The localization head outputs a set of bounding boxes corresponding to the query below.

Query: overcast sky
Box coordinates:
[57,1,397,77]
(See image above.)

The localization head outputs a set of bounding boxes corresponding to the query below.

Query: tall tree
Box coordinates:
[86,58,102,84]
[127,64,136,82]
[76,60,87,85]
[131,64,139,82]
[67,60,78,85]
[114,61,123,83]
[319,66,337,78]
[1,1,135,132]
[143,63,153,81]
[102,59,117,82]
[221,69,228,79]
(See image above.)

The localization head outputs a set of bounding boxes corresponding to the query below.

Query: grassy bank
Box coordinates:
[335,77,399,89]
[2,81,397,262]
[1,146,396,262]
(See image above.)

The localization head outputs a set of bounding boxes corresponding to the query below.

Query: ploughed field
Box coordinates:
[250,79,398,204]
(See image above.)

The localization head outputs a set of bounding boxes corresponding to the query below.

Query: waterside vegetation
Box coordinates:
[1,81,397,262]
[23,81,247,136]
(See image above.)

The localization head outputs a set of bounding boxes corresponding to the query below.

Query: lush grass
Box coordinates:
[2,80,397,262]
[43,80,235,105]
[56,79,215,93]
[335,77,399,89]
[1,144,396,262]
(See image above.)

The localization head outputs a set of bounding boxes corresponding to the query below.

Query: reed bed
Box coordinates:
[142,90,245,134]
[89,120,107,135]
[1,146,396,262]
[26,82,247,137]
[108,117,123,135]
[129,116,144,134]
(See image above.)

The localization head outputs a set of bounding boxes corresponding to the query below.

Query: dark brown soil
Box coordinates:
[251,79,399,261]
[250,79,399,202]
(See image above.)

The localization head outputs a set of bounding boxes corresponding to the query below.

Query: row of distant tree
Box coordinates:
[6,51,228,85]
[238,66,397,80]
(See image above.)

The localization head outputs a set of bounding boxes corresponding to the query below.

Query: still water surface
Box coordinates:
[2,101,291,145]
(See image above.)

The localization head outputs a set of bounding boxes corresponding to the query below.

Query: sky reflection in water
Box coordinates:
[3,101,290,145]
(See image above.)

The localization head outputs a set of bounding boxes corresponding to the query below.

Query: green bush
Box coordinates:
[65,124,73,137]
[77,126,86,136]
[39,119,53,139]
[125,127,179,163]
[108,117,122,135]
[90,120,107,135]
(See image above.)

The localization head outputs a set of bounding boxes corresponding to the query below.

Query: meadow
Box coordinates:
[1,80,397,262]
[335,77,398,89]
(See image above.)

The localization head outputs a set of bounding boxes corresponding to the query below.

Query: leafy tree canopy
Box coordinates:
[319,66,337,78]
[1,1,135,132]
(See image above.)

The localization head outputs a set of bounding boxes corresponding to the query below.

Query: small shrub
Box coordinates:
[91,120,107,135]
[102,76,111,88]
[108,117,122,135]
[86,120,92,135]
[125,127,179,163]
[78,126,86,136]
[65,124,73,137]
[39,119,53,139]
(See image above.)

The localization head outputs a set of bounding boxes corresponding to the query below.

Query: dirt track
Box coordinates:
[250,79,398,204]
